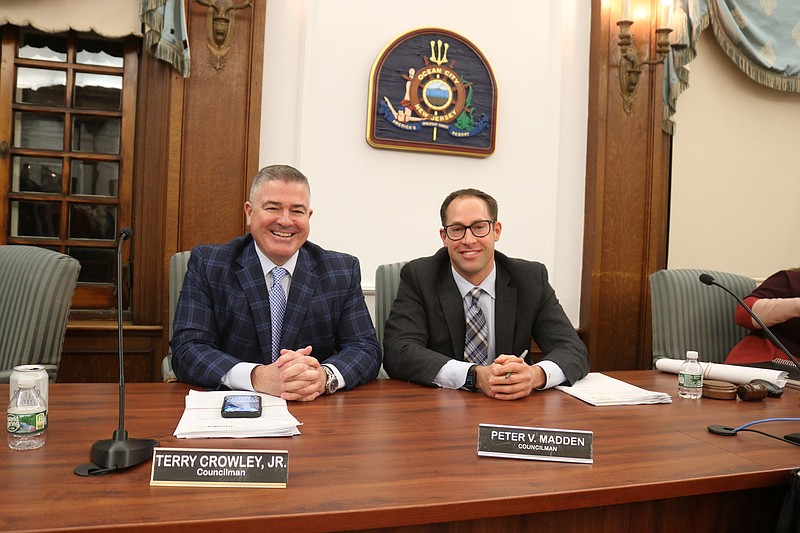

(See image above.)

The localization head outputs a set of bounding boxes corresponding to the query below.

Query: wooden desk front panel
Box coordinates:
[0,372,796,532]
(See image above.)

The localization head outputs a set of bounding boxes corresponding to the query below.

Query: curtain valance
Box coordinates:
[0,0,190,77]
[664,0,800,134]
[0,0,143,38]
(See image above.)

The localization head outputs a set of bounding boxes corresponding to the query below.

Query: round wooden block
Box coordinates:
[702,379,737,400]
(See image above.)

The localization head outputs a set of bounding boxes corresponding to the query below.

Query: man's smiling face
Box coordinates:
[245,179,312,265]
[439,195,501,286]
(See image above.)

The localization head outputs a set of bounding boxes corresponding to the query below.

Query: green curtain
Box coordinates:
[663,0,800,134]
[140,0,191,78]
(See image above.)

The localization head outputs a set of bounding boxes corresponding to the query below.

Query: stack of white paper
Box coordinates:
[556,373,672,406]
[173,390,302,438]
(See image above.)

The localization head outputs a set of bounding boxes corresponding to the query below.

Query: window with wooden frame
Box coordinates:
[0,26,139,315]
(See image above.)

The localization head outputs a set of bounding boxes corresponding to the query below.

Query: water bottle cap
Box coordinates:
[686,350,699,360]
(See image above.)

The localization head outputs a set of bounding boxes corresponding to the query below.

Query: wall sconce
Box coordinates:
[617,0,673,113]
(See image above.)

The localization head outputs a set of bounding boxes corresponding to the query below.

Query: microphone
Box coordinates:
[75,228,159,477]
[698,273,800,371]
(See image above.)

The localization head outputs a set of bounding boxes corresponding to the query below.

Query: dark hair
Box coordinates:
[439,188,498,226]
[249,164,310,202]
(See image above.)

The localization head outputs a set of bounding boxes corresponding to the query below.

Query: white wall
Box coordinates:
[259,0,590,324]
[669,31,800,280]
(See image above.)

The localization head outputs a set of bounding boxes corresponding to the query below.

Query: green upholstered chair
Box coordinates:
[374,262,406,379]
[0,245,80,383]
[161,251,191,382]
[649,268,757,366]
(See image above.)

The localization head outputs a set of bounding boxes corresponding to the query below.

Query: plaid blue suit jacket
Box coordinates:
[171,235,381,389]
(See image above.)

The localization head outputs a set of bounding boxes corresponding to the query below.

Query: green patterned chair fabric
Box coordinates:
[0,245,80,383]
[161,251,191,382]
[649,268,757,366]
[374,262,406,379]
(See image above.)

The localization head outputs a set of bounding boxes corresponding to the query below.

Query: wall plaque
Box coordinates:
[366,28,497,157]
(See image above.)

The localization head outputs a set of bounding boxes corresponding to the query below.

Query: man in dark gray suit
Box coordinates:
[172,165,380,400]
[383,188,588,400]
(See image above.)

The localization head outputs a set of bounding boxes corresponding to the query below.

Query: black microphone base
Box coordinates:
[75,430,159,477]
[707,424,738,436]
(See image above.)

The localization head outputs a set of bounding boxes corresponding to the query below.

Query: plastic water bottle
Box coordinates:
[678,350,703,399]
[7,373,47,450]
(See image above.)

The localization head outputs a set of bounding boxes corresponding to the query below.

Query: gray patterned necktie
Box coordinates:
[269,267,287,362]
[464,287,489,365]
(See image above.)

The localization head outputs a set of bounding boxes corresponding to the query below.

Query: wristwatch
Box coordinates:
[323,365,338,395]
[464,364,478,391]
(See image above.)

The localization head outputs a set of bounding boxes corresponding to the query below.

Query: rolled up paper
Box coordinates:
[655,358,788,388]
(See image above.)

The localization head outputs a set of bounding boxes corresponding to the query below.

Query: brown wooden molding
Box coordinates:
[194,0,253,69]
[581,0,671,371]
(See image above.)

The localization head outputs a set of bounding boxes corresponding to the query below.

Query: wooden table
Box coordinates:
[1,371,798,532]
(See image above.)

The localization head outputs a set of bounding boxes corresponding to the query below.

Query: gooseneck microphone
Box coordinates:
[701,273,800,446]
[75,228,159,477]
[698,273,800,370]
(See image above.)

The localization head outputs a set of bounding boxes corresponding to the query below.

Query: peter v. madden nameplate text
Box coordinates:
[150,447,289,488]
[477,424,593,464]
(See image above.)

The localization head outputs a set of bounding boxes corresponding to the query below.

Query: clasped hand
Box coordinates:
[476,354,546,400]
[251,346,325,401]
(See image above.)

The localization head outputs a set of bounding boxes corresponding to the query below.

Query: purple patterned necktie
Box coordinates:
[269,267,287,362]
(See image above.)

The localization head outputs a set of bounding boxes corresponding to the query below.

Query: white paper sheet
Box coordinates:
[556,373,672,406]
[173,390,302,439]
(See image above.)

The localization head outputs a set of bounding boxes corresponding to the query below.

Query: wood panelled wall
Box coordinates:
[581,0,671,372]
[63,0,670,381]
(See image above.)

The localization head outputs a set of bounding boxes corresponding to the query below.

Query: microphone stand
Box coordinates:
[701,273,800,442]
[75,228,159,477]
[699,274,800,370]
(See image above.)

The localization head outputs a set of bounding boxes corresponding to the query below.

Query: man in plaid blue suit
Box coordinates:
[171,165,380,401]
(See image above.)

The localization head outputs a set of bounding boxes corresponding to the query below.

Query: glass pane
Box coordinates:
[18,28,67,62]
[69,247,115,283]
[69,204,116,240]
[9,201,60,238]
[13,112,64,151]
[11,156,62,193]
[74,73,122,110]
[76,36,124,68]
[16,67,66,106]
[71,116,120,154]
[70,161,119,197]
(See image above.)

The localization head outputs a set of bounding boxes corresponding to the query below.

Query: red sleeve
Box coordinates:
[734,296,760,330]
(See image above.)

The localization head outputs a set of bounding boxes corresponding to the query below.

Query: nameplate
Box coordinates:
[477,424,593,464]
[150,447,288,488]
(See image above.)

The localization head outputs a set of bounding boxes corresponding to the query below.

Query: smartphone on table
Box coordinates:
[221,394,263,418]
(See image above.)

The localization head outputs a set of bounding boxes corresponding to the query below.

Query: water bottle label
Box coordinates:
[7,410,47,435]
[678,373,703,388]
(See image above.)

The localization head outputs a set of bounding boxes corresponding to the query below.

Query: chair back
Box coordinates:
[0,245,80,382]
[374,262,406,378]
[649,268,756,365]
[162,251,191,382]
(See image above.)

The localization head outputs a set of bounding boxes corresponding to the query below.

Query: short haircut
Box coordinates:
[439,188,498,226]
[249,164,310,203]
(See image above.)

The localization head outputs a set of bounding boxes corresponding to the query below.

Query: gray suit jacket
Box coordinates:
[382,248,589,386]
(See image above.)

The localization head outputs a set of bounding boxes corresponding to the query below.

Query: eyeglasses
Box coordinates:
[442,220,495,241]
